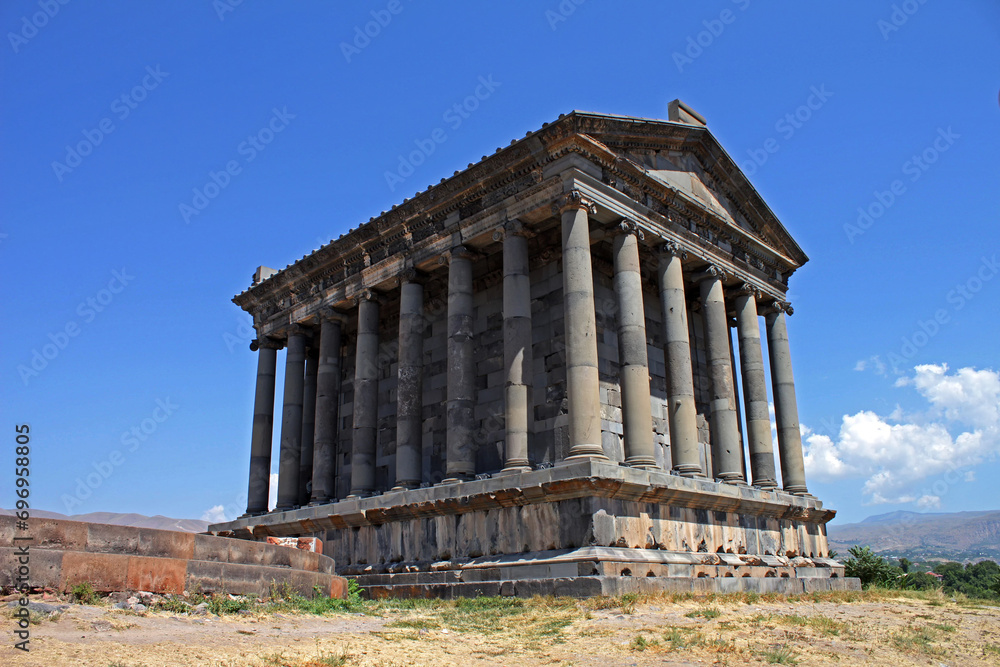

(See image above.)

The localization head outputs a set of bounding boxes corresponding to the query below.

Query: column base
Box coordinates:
[497,465,532,476]
[390,482,420,492]
[240,510,269,519]
[752,481,778,491]
[717,474,747,486]
[783,485,809,495]
[625,456,658,469]
[563,446,609,462]
[306,497,333,507]
[673,464,706,478]
[439,475,472,485]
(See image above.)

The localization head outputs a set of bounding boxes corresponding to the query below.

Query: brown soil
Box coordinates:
[5,591,1000,666]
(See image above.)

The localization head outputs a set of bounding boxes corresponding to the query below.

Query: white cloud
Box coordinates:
[854,360,867,372]
[268,473,279,510]
[201,505,227,523]
[802,364,999,506]
[916,494,941,509]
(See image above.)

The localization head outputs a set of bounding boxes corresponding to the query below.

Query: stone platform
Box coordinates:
[210,460,859,597]
[0,516,348,598]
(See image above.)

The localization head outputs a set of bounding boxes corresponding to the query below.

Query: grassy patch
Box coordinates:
[662,626,704,650]
[759,645,798,664]
[630,634,658,651]
[892,625,942,655]
[685,607,721,620]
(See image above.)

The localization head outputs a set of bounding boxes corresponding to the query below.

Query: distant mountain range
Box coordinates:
[0,508,209,533]
[827,510,1000,561]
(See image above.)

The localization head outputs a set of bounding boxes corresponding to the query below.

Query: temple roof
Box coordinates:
[235,104,808,320]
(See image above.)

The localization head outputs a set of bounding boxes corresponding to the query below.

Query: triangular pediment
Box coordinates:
[563,111,808,268]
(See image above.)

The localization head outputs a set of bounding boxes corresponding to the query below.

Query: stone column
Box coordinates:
[695,266,744,483]
[393,272,425,490]
[244,336,282,516]
[298,345,318,506]
[349,291,380,497]
[556,191,607,461]
[613,221,656,468]
[498,222,533,474]
[444,247,477,482]
[734,286,777,489]
[309,311,343,505]
[657,243,702,477]
[765,302,809,495]
[275,327,307,511]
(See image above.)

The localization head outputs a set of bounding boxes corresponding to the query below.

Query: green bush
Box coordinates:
[843,546,901,589]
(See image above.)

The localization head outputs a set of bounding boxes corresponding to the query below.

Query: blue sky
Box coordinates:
[3,1,998,526]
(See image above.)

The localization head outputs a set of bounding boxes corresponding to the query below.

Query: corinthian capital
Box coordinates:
[552,190,596,216]
[692,264,727,283]
[250,336,284,351]
[659,241,688,259]
[617,219,644,241]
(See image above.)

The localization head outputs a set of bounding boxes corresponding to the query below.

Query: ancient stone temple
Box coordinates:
[209,101,857,597]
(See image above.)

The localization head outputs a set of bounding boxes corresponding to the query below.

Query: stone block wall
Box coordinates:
[324,233,729,496]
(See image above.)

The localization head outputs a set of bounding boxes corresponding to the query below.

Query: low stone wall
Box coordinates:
[0,516,347,598]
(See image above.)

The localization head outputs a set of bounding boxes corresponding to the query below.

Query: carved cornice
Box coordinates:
[235,112,805,328]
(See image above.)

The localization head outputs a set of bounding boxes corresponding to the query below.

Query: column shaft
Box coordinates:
[275,331,306,510]
[559,194,606,460]
[245,340,279,516]
[298,350,318,506]
[698,270,744,483]
[445,248,476,480]
[766,308,809,494]
[735,291,777,489]
[657,247,702,476]
[501,228,532,473]
[394,279,425,489]
[310,316,342,504]
[349,295,380,496]
[613,225,656,467]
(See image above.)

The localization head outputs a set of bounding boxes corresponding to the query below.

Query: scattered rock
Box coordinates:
[192,603,210,616]
[91,620,112,632]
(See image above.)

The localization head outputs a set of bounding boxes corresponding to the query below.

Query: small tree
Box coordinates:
[898,557,912,573]
[844,546,901,589]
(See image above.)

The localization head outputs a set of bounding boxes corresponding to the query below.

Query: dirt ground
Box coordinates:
[4,590,1000,666]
